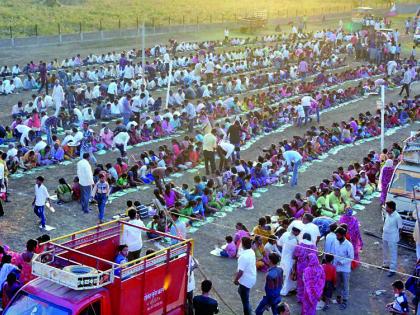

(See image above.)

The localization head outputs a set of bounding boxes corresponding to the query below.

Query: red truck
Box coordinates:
[2,220,193,315]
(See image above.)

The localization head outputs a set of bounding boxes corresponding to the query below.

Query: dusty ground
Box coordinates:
[0,9,419,315]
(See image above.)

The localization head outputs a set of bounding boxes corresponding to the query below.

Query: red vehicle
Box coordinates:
[2,220,192,315]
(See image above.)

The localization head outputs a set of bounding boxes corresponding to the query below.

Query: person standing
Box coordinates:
[92,173,110,224]
[121,209,145,261]
[32,176,51,231]
[255,253,283,315]
[80,121,97,164]
[279,225,302,296]
[184,100,197,133]
[227,120,242,161]
[203,129,217,176]
[52,79,65,117]
[382,200,402,277]
[302,253,325,315]
[334,227,354,310]
[77,152,94,213]
[234,237,257,315]
[38,62,48,94]
[193,280,219,314]
[282,150,303,187]
[399,66,411,97]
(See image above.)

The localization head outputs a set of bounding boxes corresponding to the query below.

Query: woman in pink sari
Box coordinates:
[11,239,38,285]
[234,222,250,250]
[293,233,318,303]
[302,253,325,315]
[339,208,363,269]
[379,159,395,205]
[100,127,113,149]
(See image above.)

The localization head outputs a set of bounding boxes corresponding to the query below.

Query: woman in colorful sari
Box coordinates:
[302,253,325,315]
[11,239,38,285]
[253,236,270,272]
[339,208,363,269]
[379,159,394,205]
[293,233,318,303]
[100,126,113,149]
[234,222,250,256]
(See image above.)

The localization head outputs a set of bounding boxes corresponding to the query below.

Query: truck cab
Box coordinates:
[385,134,420,235]
[2,220,192,315]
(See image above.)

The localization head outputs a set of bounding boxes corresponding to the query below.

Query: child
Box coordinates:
[220,235,237,258]
[125,200,136,216]
[72,176,81,201]
[321,254,337,311]
[242,190,254,210]
[134,201,149,219]
[385,280,409,315]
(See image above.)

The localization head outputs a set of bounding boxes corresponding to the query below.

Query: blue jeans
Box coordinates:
[34,205,46,228]
[336,271,350,301]
[80,185,92,213]
[255,296,281,315]
[95,193,107,221]
[291,160,301,187]
[238,284,252,315]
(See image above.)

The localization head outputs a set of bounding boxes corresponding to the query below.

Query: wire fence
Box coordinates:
[0,3,389,48]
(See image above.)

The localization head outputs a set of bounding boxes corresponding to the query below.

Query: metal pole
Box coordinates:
[165,61,173,109]
[141,22,145,72]
[380,85,385,152]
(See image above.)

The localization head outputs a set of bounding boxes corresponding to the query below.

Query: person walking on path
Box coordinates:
[32,176,51,231]
[382,200,402,277]
[302,253,326,315]
[399,66,411,97]
[77,152,94,213]
[92,173,110,224]
[203,129,217,176]
[282,150,303,187]
[255,253,283,315]
[234,237,257,315]
[334,226,354,310]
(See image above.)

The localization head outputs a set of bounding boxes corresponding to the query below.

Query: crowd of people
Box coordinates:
[0,15,419,315]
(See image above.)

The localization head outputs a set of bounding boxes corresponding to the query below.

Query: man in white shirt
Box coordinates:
[77,153,94,213]
[33,137,47,153]
[32,176,51,230]
[234,237,256,315]
[301,94,316,125]
[122,209,145,261]
[52,80,65,117]
[107,80,118,101]
[382,201,402,276]
[281,150,303,187]
[112,131,130,157]
[302,213,321,245]
[202,129,217,175]
[15,124,34,146]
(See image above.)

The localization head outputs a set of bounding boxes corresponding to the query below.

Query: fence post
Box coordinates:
[119,18,121,36]
[35,24,38,37]
[58,23,62,44]
[9,26,14,47]
[100,19,104,40]
[196,16,199,32]
[80,22,83,41]
[136,16,139,36]
[168,16,171,25]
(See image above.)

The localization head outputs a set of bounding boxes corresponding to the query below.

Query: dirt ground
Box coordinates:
[0,9,419,315]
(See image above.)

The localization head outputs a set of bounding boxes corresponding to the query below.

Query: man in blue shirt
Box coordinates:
[255,253,283,315]
[193,280,219,315]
